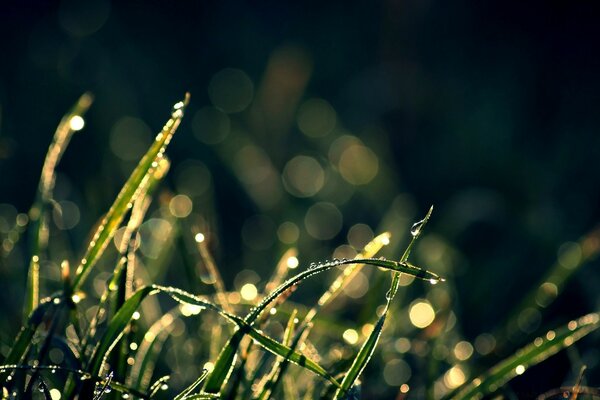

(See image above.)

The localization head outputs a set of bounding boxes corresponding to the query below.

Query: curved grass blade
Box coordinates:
[253,233,391,399]
[447,313,600,400]
[204,254,443,393]
[76,283,337,396]
[160,286,340,388]
[25,92,94,318]
[72,93,189,291]
[174,369,209,400]
[304,232,391,326]
[180,394,221,399]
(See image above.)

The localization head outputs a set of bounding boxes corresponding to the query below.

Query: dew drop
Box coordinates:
[410,221,424,237]
[429,278,438,285]
[161,384,168,391]
[38,383,44,392]
[104,387,112,393]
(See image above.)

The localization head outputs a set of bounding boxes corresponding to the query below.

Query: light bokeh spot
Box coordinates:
[297,98,337,137]
[282,155,325,198]
[409,300,435,329]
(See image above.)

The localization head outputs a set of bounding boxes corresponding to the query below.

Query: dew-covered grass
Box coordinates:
[0,94,599,400]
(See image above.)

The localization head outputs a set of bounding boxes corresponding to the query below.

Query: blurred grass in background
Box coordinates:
[1,0,600,398]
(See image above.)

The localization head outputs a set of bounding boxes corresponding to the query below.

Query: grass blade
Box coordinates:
[25,92,93,317]
[203,254,443,393]
[72,93,189,291]
[174,369,209,400]
[448,313,600,400]
[334,312,386,399]
[193,229,232,313]
[334,207,435,398]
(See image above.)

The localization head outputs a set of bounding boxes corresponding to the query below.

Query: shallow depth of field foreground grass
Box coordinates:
[1,94,599,400]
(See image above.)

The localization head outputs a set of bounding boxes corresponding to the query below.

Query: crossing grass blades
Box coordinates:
[0,94,599,399]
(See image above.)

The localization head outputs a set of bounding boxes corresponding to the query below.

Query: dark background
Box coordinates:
[1,1,600,398]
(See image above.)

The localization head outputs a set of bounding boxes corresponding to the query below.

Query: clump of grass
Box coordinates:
[0,94,598,400]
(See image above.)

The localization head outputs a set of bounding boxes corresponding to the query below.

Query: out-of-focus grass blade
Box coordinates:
[334,311,386,399]
[174,369,209,400]
[300,232,390,332]
[255,234,390,399]
[193,229,232,313]
[72,93,189,291]
[160,286,340,388]
[265,248,298,293]
[255,309,298,400]
[203,254,443,393]
[129,307,181,391]
[447,313,600,400]
[499,227,600,343]
[25,92,93,318]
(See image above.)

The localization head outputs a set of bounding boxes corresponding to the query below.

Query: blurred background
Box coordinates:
[1,0,600,398]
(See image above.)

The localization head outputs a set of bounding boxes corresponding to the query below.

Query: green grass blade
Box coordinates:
[255,309,298,400]
[447,313,600,400]
[243,323,340,389]
[86,286,159,377]
[174,369,209,400]
[180,394,221,399]
[25,92,94,318]
[72,93,189,291]
[203,255,443,393]
[334,312,386,399]
[332,208,435,398]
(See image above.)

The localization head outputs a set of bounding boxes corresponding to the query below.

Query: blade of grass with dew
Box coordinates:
[304,232,391,326]
[25,92,93,318]
[225,248,300,399]
[203,254,442,393]
[256,234,391,399]
[161,286,340,388]
[77,284,339,397]
[148,375,171,398]
[447,313,600,400]
[174,370,210,400]
[334,207,435,398]
[71,93,189,292]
